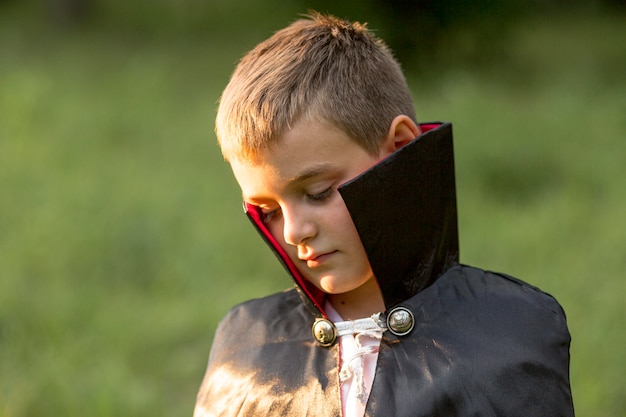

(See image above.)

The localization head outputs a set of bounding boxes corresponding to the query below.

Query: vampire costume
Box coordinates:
[194,123,574,417]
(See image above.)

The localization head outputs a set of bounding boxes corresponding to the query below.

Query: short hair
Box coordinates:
[215,12,416,161]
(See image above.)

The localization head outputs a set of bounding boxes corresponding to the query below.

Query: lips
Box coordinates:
[301,251,336,268]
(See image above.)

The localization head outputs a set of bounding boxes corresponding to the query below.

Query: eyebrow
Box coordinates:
[241,163,336,203]
[288,163,334,184]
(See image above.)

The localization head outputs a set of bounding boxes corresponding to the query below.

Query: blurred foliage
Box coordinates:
[1,1,625,417]
[2,0,624,69]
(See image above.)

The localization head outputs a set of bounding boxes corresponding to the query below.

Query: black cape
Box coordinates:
[194,123,574,416]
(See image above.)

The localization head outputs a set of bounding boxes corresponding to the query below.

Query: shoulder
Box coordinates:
[221,287,303,324]
[439,264,566,315]
[195,289,340,416]
[388,265,574,415]
[429,264,572,353]
[412,264,571,344]
[209,287,314,359]
[216,287,304,333]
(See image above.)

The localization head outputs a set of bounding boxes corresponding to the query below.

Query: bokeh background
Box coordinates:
[1,0,625,416]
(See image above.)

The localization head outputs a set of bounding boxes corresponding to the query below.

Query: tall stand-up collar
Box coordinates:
[339,122,459,308]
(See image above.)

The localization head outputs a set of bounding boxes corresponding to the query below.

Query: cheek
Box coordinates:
[329,202,370,262]
[328,200,359,237]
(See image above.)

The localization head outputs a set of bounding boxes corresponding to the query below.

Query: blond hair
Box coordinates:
[216,12,416,161]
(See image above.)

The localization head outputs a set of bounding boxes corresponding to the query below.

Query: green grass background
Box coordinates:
[1,5,625,417]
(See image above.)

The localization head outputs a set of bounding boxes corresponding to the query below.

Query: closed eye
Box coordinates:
[307,187,333,202]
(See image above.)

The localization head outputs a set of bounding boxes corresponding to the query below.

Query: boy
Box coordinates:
[195,12,574,417]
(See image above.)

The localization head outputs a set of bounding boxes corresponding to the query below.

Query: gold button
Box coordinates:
[312,318,337,346]
[386,307,414,336]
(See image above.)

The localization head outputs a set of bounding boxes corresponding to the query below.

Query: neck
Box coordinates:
[328,277,385,320]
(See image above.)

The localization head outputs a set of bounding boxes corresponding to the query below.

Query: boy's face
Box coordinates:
[230,118,393,298]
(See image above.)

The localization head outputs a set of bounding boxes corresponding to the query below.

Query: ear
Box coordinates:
[380,115,421,155]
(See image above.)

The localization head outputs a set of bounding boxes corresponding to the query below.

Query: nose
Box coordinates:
[282,204,316,246]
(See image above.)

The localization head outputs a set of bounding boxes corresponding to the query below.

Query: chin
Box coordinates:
[318,276,342,294]
[319,277,359,295]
